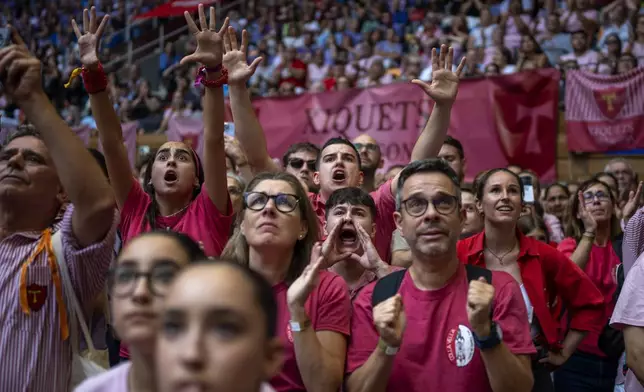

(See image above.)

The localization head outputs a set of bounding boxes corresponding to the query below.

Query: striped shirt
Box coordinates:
[624,207,644,277]
[0,205,118,392]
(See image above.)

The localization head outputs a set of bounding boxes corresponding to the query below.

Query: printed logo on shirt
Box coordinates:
[445,325,475,367]
[26,284,47,312]
[286,323,294,343]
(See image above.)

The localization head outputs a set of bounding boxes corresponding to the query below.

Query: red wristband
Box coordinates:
[194,65,228,89]
[82,63,108,94]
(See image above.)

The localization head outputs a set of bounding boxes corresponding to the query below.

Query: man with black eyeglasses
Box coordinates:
[352,134,383,193]
[282,142,321,194]
[346,159,535,392]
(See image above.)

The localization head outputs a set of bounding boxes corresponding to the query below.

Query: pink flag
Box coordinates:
[166,115,204,158]
[565,67,644,152]
[96,121,139,169]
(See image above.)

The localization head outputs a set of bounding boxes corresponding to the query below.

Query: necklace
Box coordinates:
[163,203,190,218]
[485,241,518,266]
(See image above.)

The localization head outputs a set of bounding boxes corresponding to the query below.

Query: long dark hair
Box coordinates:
[140,147,205,230]
[565,179,621,242]
[221,171,319,285]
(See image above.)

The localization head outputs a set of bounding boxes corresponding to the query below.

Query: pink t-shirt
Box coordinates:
[120,180,233,257]
[308,180,397,263]
[119,181,233,358]
[74,362,130,392]
[611,254,644,392]
[346,265,536,391]
[558,238,621,357]
[560,50,600,71]
[269,270,351,391]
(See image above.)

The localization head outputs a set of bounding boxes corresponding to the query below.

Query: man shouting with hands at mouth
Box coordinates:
[345,159,535,392]
[322,187,397,299]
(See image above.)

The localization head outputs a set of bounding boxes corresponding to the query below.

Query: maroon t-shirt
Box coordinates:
[347,265,536,392]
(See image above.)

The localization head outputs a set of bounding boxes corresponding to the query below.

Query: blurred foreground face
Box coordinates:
[156,265,282,392]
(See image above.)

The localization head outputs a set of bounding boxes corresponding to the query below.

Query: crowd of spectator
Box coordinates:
[0,0,643,135]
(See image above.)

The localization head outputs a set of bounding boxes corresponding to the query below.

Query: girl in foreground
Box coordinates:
[156,261,284,392]
[75,231,205,391]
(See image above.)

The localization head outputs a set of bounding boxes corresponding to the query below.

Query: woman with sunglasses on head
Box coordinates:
[457,168,605,392]
[553,178,627,392]
[156,260,284,392]
[222,172,351,392]
[74,231,205,392]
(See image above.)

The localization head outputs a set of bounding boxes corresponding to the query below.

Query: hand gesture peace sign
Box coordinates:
[622,181,643,224]
[181,4,229,68]
[411,45,466,106]
[577,191,597,233]
[72,7,109,68]
[287,249,325,310]
[223,27,263,86]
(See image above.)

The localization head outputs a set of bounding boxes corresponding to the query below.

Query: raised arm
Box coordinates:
[223,28,280,174]
[1,27,114,246]
[564,192,598,270]
[73,7,134,210]
[180,5,229,214]
[391,45,465,194]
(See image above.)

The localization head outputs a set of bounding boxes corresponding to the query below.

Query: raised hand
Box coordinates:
[71,7,109,68]
[411,45,466,106]
[467,277,495,337]
[348,221,388,273]
[374,294,406,348]
[622,181,643,224]
[0,27,43,103]
[319,219,353,269]
[181,4,229,68]
[287,251,324,311]
[577,191,597,233]
[223,27,263,86]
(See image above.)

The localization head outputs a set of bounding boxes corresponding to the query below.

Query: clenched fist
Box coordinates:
[467,277,495,337]
[374,294,406,347]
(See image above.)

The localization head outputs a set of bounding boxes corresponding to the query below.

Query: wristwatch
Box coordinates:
[289,319,311,332]
[473,322,503,350]
[378,338,399,356]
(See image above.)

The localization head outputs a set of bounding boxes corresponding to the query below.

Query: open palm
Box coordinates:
[412,45,465,105]
[72,7,108,68]
[181,4,228,68]
[623,181,643,223]
[287,254,323,309]
[223,27,263,85]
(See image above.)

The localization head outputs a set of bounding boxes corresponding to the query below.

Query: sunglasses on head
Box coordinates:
[288,158,316,171]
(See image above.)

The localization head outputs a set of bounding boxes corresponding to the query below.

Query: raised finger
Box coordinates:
[198,4,207,31]
[96,14,110,39]
[241,29,249,54]
[184,11,200,35]
[431,47,438,71]
[83,8,90,33]
[445,47,454,70]
[89,7,98,33]
[223,26,232,52]
[8,26,26,48]
[229,27,239,51]
[636,182,643,204]
[455,56,466,78]
[218,17,230,35]
[438,44,446,69]
[71,19,82,39]
[209,6,216,30]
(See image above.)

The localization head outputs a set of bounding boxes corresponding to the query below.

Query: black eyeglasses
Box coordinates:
[288,158,316,171]
[401,194,459,217]
[354,143,379,152]
[582,190,610,204]
[244,191,300,213]
[109,262,182,298]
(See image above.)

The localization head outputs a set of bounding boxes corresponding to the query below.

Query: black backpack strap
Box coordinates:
[612,233,624,264]
[372,270,406,308]
[465,264,492,284]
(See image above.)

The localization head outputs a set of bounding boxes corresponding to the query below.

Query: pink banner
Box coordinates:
[96,121,139,169]
[565,67,644,152]
[173,69,560,182]
[166,115,204,158]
